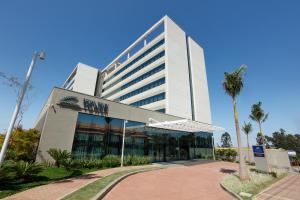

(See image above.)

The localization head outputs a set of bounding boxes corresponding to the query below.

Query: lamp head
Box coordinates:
[38,52,46,60]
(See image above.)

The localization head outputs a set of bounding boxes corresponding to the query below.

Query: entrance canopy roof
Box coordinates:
[148,119,225,133]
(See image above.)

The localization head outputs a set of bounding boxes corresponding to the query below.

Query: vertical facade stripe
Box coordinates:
[186,36,195,120]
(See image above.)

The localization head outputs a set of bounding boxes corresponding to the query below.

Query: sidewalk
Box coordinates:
[255,173,300,200]
[4,165,153,200]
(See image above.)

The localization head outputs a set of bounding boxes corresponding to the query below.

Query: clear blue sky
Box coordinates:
[0,0,299,147]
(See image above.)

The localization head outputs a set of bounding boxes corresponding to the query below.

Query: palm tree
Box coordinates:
[223,65,250,181]
[249,102,268,144]
[242,122,253,162]
[47,148,71,167]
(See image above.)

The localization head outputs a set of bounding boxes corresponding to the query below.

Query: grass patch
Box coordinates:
[63,168,158,200]
[221,169,288,200]
[0,167,97,199]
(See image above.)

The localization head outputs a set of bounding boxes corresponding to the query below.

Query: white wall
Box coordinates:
[188,38,212,124]
[73,63,98,96]
[164,16,192,119]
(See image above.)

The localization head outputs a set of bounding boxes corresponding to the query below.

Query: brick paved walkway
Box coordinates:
[103,161,238,200]
[4,165,153,200]
[255,173,300,200]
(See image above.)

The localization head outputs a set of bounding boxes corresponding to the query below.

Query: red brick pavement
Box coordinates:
[4,165,153,200]
[255,173,300,200]
[103,161,238,200]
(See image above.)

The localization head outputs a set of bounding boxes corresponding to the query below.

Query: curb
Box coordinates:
[91,167,164,200]
[220,182,242,200]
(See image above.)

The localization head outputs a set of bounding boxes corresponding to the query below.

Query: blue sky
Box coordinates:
[0,0,299,146]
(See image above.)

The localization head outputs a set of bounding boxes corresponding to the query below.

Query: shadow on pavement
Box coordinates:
[220,168,236,174]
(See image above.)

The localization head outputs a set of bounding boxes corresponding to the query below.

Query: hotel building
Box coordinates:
[35,16,222,163]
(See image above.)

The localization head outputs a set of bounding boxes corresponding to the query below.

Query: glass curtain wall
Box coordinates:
[72,113,213,161]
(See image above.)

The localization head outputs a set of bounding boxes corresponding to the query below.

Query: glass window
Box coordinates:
[130,92,165,107]
[104,39,165,84]
[102,51,165,94]
[117,78,165,101]
[71,113,213,161]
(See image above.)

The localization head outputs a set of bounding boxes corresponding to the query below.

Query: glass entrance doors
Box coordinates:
[72,113,213,161]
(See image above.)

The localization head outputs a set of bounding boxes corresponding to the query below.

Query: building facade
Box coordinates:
[35,16,221,163]
[63,16,211,124]
[35,88,214,163]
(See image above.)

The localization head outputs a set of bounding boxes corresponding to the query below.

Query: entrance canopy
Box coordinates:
[148,119,225,133]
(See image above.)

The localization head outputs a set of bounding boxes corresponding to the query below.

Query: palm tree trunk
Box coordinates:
[247,134,250,163]
[259,122,266,145]
[233,98,249,181]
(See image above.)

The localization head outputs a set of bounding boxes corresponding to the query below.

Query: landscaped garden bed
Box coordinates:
[0,147,152,199]
[221,168,288,200]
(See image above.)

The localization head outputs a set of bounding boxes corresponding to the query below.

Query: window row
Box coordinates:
[118,77,165,101]
[65,78,75,90]
[104,39,165,84]
[102,51,165,94]
[102,63,165,99]
[156,108,166,113]
[130,92,165,107]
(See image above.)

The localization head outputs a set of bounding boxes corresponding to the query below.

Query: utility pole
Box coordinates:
[0,52,45,165]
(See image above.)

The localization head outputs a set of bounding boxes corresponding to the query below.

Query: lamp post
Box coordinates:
[120,120,128,167]
[212,135,216,160]
[0,52,45,165]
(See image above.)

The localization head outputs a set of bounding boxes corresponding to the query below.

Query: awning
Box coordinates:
[148,119,225,133]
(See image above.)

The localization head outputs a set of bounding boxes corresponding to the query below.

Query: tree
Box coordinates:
[221,132,232,148]
[222,65,249,181]
[249,102,268,144]
[266,129,300,159]
[0,128,40,162]
[242,122,252,162]
[256,132,266,145]
[0,71,35,127]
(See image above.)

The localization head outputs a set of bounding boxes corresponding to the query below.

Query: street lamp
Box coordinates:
[212,135,216,161]
[0,51,45,165]
[120,120,128,167]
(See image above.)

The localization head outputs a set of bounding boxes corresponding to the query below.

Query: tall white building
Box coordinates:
[63,63,99,96]
[63,16,211,124]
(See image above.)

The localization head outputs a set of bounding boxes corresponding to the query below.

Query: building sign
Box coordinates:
[58,96,109,116]
[58,96,81,110]
[252,145,265,157]
[83,98,109,116]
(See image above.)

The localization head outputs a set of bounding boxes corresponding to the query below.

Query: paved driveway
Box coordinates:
[103,161,238,200]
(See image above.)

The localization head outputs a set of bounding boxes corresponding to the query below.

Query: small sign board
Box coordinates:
[252,145,265,157]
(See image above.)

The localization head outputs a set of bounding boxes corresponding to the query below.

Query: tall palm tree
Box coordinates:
[242,122,253,162]
[223,65,250,181]
[249,102,268,144]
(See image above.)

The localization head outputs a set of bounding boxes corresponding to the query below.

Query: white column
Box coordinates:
[120,120,127,167]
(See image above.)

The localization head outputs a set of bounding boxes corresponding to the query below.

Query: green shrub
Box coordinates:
[124,155,150,166]
[249,168,278,178]
[14,160,43,180]
[78,159,102,169]
[102,155,120,168]
[47,148,71,167]
[61,159,100,170]
[215,148,237,162]
[0,160,17,183]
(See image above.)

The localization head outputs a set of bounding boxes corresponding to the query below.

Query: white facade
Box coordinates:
[63,63,99,96]
[62,16,212,124]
